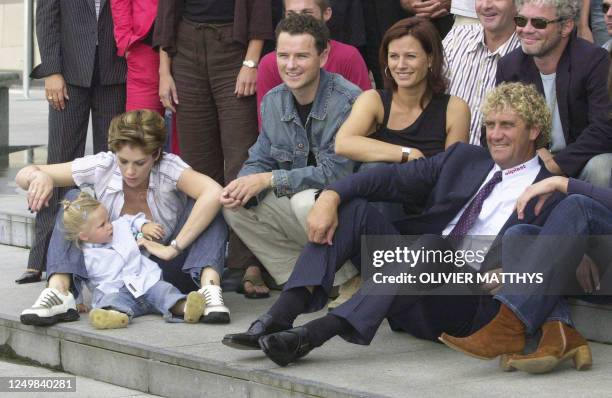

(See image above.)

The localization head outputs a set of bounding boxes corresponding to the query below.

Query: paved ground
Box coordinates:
[0,357,160,398]
[7,87,93,151]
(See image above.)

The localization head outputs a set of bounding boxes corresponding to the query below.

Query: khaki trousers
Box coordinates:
[223,189,358,286]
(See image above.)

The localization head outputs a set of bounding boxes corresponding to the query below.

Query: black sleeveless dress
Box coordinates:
[369,90,450,158]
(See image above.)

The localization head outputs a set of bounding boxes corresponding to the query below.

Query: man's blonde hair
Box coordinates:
[61,192,102,246]
[108,110,166,161]
[482,82,552,149]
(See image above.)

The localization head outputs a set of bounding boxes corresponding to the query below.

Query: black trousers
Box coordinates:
[283,198,498,345]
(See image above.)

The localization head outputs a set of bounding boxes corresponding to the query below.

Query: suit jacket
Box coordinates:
[328,143,564,271]
[110,0,157,57]
[495,33,612,177]
[31,0,126,87]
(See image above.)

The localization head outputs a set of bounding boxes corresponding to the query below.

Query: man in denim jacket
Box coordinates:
[221,14,361,292]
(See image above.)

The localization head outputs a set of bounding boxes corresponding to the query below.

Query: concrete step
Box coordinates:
[2,246,612,398]
[0,194,33,248]
[570,299,612,344]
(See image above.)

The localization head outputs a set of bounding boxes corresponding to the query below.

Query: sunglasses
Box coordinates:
[603,2,610,14]
[514,15,567,29]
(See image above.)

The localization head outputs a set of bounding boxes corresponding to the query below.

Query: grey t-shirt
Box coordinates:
[540,72,566,153]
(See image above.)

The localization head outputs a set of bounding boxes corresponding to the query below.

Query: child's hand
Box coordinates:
[137,238,178,261]
[77,303,90,313]
[142,222,165,240]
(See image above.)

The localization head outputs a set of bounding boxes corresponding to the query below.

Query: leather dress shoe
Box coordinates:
[15,271,42,284]
[259,326,313,367]
[222,314,289,350]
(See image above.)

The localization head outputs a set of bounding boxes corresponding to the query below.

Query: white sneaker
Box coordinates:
[198,285,230,324]
[20,288,79,326]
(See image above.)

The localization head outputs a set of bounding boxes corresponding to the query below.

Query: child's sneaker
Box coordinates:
[198,285,230,324]
[21,288,79,326]
[89,309,129,329]
[184,291,205,323]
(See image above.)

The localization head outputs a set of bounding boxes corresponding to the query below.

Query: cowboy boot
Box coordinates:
[508,321,592,374]
[439,304,525,370]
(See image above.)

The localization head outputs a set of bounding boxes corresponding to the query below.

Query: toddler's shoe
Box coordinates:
[89,309,129,330]
[184,291,206,323]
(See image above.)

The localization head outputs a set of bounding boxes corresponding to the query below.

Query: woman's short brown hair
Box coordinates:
[378,17,447,106]
[107,110,167,159]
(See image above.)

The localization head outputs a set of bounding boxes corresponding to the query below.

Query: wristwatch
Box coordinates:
[242,59,258,69]
[270,173,275,188]
[401,147,412,163]
[170,239,183,253]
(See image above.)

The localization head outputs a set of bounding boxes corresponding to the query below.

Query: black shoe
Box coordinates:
[15,271,42,284]
[259,326,313,367]
[222,314,289,350]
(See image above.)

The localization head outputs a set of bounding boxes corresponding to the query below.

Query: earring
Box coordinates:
[384,66,390,78]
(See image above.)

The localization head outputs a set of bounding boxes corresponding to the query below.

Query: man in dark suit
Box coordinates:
[495,0,612,187]
[221,82,574,367]
[16,0,127,284]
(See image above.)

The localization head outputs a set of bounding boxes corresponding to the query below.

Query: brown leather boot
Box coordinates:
[508,321,592,374]
[439,304,525,369]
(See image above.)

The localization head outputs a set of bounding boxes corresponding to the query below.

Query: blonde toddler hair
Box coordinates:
[61,192,102,246]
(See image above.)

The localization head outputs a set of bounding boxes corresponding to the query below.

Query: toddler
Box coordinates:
[62,192,205,329]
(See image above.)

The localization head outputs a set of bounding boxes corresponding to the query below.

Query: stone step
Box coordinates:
[570,299,612,344]
[0,195,34,248]
[2,246,612,398]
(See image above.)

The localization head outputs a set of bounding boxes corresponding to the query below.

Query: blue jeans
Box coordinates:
[578,153,612,188]
[496,194,612,334]
[95,281,186,322]
[46,189,228,296]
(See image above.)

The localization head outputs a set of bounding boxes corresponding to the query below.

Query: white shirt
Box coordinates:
[72,152,190,243]
[442,156,542,269]
[540,72,566,153]
[451,0,476,18]
[443,25,521,144]
[83,214,162,307]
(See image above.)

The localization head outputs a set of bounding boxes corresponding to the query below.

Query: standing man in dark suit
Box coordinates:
[495,0,612,187]
[16,0,126,284]
[222,82,569,367]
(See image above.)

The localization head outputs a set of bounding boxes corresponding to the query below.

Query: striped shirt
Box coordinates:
[443,24,520,145]
[72,152,190,243]
[95,0,101,19]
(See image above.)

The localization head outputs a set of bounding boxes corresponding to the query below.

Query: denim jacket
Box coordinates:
[239,70,361,199]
